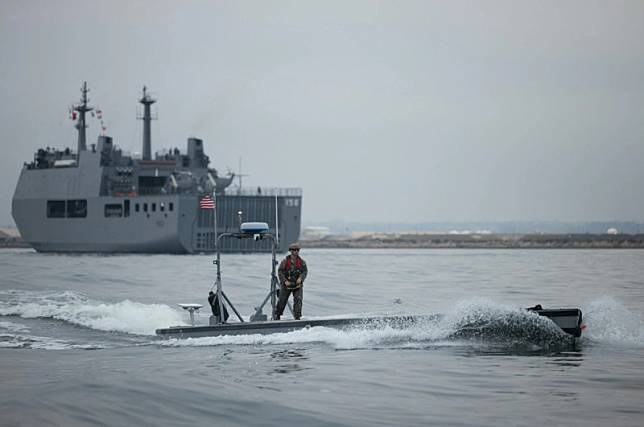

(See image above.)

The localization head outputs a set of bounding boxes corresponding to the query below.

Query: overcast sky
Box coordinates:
[1,0,643,227]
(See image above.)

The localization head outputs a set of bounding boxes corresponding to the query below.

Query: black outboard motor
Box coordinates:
[527,305,584,337]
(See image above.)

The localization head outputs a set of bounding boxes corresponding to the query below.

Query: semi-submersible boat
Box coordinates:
[11,83,302,253]
[156,223,585,341]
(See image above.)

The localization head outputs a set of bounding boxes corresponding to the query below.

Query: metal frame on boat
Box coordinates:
[156,223,585,340]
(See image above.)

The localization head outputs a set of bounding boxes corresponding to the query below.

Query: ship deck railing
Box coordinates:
[112,187,302,197]
[223,187,302,197]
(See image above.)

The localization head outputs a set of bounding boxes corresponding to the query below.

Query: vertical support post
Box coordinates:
[215,243,225,324]
[213,191,218,250]
[271,238,278,320]
[275,194,279,245]
[213,192,221,321]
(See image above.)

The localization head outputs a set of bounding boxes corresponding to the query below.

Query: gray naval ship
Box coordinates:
[11,83,302,253]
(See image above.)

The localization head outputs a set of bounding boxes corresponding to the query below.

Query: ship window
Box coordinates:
[138,176,167,195]
[143,203,148,212]
[160,202,165,212]
[169,202,174,212]
[123,200,130,217]
[135,203,140,212]
[104,203,123,218]
[152,203,156,212]
[47,200,66,218]
[66,200,87,218]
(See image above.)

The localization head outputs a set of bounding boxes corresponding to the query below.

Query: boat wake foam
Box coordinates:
[0,290,185,336]
[582,295,644,346]
[0,320,105,350]
[2,291,642,350]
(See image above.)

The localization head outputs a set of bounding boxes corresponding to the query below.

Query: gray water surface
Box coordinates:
[1,248,643,426]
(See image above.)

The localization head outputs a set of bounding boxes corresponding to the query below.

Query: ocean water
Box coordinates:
[1,248,643,427]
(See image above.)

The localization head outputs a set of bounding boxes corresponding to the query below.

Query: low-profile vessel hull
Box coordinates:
[156,309,584,339]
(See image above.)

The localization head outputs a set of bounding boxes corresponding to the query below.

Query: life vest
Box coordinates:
[284,256,304,281]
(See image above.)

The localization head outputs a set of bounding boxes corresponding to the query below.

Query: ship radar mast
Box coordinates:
[235,156,250,195]
[138,86,157,160]
[73,81,93,156]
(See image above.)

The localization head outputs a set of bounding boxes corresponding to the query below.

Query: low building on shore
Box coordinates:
[300,226,332,240]
[0,227,30,248]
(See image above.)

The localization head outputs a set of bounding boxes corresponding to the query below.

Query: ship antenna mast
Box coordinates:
[138,86,157,160]
[236,156,250,195]
[73,81,93,157]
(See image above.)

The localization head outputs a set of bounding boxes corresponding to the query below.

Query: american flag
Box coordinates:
[199,195,215,210]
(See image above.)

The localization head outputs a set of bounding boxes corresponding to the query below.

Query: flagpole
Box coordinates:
[212,190,226,323]
[275,193,279,246]
[215,189,225,322]
[213,191,218,250]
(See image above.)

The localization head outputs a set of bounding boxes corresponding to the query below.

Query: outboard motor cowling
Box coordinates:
[531,308,584,337]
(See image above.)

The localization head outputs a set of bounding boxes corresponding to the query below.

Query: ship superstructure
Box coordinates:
[11,83,302,253]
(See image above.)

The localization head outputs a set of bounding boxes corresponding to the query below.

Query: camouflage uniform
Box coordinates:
[276,253,308,320]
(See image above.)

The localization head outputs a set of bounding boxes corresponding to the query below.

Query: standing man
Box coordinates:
[275,243,308,320]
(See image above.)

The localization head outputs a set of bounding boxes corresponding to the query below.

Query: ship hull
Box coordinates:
[12,167,301,254]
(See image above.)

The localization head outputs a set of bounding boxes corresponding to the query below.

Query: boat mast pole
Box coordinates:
[275,194,279,245]
[214,240,225,323]
[271,236,278,319]
[214,190,225,322]
[213,190,218,250]
[73,82,93,158]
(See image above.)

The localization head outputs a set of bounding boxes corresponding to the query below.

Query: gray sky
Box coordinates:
[1,0,643,226]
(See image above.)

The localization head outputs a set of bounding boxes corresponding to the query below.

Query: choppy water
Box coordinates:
[1,248,643,426]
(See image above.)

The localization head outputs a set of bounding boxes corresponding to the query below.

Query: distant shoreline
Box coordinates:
[3,233,644,250]
[301,233,644,249]
[0,239,31,249]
